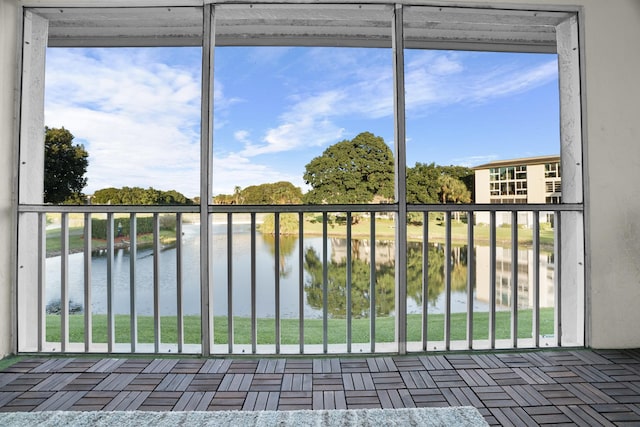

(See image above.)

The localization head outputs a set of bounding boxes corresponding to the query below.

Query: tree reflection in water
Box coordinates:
[260,233,297,279]
[302,240,470,318]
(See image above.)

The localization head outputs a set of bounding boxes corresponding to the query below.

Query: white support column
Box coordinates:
[16,10,48,353]
[200,4,214,356]
[556,15,585,347]
[1,0,21,358]
[392,3,407,354]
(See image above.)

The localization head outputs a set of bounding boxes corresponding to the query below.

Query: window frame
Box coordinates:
[15,2,586,354]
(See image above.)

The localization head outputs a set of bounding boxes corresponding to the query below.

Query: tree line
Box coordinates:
[45,128,473,206]
[91,187,193,205]
[214,182,303,205]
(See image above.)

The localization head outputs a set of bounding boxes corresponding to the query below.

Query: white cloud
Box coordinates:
[469,61,558,102]
[404,53,558,112]
[212,153,305,195]
[214,79,243,130]
[246,46,294,65]
[429,54,464,75]
[45,48,202,197]
[234,130,251,144]
[229,50,557,160]
[240,90,347,156]
[235,51,394,157]
[450,154,500,167]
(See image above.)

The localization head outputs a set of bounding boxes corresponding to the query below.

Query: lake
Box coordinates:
[45,223,555,319]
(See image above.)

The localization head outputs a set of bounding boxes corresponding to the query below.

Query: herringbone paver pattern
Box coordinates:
[1,349,639,425]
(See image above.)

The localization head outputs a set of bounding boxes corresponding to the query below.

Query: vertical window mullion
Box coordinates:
[200,4,215,357]
[393,3,408,355]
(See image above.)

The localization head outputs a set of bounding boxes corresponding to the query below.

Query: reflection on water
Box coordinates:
[46,224,555,318]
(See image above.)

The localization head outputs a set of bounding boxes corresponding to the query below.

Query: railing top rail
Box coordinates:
[18,204,200,214]
[407,203,583,212]
[209,204,398,213]
[18,202,583,214]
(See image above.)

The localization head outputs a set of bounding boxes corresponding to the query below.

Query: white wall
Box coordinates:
[0,0,19,358]
[526,164,545,204]
[1,0,640,354]
[574,0,640,348]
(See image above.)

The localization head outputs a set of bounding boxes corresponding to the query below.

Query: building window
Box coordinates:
[544,161,561,203]
[489,165,528,198]
[545,162,561,178]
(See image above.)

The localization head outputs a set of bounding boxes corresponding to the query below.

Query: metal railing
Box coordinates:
[16,202,583,355]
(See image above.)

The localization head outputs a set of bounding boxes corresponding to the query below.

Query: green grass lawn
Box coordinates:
[303,215,555,247]
[47,308,554,345]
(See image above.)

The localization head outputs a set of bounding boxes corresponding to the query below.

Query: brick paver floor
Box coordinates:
[1,349,640,425]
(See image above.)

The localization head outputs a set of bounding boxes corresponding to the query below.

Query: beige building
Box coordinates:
[474,155,561,226]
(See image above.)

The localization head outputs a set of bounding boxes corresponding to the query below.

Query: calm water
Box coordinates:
[45,223,555,318]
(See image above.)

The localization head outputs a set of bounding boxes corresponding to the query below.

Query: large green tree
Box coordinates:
[303,132,394,204]
[438,174,472,204]
[44,127,88,204]
[438,165,474,199]
[406,163,474,204]
[406,162,441,204]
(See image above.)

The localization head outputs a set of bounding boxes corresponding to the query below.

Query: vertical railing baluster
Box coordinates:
[298,212,304,354]
[489,211,496,349]
[346,212,352,353]
[129,213,136,353]
[422,211,428,351]
[275,212,281,354]
[61,213,69,352]
[467,211,474,350]
[153,213,160,353]
[555,211,562,347]
[444,211,451,351]
[251,212,257,354]
[107,213,115,353]
[207,212,214,354]
[370,212,376,353]
[322,212,328,354]
[533,211,540,348]
[176,213,183,353]
[84,213,92,353]
[511,211,518,348]
[227,212,233,354]
[38,213,46,352]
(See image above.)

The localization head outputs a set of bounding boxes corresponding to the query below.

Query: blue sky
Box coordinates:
[45,46,559,199]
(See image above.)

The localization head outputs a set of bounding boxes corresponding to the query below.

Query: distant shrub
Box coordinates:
[91,215,175,239]
[540,221,554,231]
[46,299,83,315]
[259,213,299,235]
